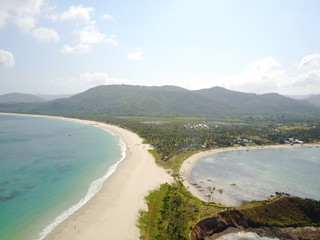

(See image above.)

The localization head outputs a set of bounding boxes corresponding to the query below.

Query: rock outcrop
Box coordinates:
[191,196,320,240]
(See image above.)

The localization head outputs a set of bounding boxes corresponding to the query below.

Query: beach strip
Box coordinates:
[180,144,320,203]
[0,113,172,240]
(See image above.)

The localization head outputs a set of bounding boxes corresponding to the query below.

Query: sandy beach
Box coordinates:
[180,144,320,203]
[0,113,172,240]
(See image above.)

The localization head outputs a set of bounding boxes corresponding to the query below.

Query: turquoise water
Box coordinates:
[189,147,320,206]
[0,115,125,240]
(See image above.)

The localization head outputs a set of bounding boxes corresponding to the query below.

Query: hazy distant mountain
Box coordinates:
[0,93,46,103]
[0,85,319,118]
[305,94,320,107]
[36,94,75,101]
[286,94,314,100]
[196,87,318,115]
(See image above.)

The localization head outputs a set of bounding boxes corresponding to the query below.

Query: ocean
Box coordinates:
[0,114,125,240]
[189,146,320,206]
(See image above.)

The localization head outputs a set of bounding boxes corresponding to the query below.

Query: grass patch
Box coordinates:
[239,196,320,227]
[138,182,227,240]
[148,149,206,173]
[147,149,161,162]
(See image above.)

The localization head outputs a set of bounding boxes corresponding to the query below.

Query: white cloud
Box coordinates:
[105,34,120,46]
[50,5,93,23]
[14,16,36,32]
[51,73,131,92]
[221,56,286,93]
[77,22,106,44]
[282,70,320,94]
[48,5,119,54]
[0,49,15,67]
[127,48,143,61]
[79,73,129,85]
[247,56,282,73]
[60,44,91,54]
[298,54,320,69]
[0,11,9,29]
[75,22,119,46]
[0,0,43,31]
[0,0,62,45]
[32,27,60,43]
[101,13,115,21]
[60,22,119,54]
[210,54,320,95]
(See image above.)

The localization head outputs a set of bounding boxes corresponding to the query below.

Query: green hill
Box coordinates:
[31,85,230,117]
[0,85,319,118]
[0,93,46,103]
[306,94,320,107]
[196,87,318,115]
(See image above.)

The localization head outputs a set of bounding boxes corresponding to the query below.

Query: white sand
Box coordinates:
[180,144,320,203]
[0,113,172,240]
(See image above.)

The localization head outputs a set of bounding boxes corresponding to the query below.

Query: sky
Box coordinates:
[1,0,320,95]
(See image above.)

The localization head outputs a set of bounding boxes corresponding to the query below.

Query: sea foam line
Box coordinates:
[215,232,279,240]
[37,128,126,240]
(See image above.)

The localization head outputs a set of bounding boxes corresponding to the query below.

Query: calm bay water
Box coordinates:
[0,115,125,240]
[190,146,320,206]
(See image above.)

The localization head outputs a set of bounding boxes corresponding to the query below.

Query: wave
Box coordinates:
[36,128,126,240]
[215,232,279,240]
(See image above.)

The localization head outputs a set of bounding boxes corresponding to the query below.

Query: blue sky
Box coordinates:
[1,0,320,95]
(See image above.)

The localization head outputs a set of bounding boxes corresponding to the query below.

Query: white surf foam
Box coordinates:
[216,232,279,240]
[37,128,126,240]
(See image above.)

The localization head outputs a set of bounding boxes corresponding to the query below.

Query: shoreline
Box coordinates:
[0,113,173,240]
[180,144,320,204]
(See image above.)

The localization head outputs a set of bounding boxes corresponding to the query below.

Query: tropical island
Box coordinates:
[1,85,320,240]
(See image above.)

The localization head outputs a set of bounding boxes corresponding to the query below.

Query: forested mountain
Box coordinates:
[0,85,319,118]
[196,87,318,114]
[31,85,228,117]
[305,94,320,107]
[0,93,46,103]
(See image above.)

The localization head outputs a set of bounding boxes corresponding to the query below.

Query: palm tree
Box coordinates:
[210,186,215,202]
[218,189,223,204]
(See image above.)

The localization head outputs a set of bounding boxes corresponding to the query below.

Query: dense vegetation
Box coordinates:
[77,116,320,165]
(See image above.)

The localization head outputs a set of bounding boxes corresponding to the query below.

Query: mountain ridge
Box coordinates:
[0,93,46,103]
[305,94,320,107]
[0,85,319,118]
